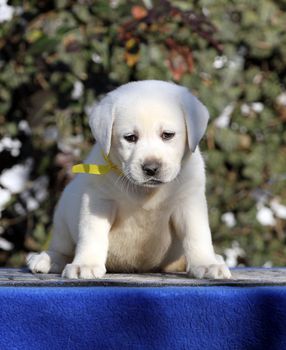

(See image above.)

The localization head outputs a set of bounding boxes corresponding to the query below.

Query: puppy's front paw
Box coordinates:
[27,252,51,274]
[62,264,106,279]
[188,263,231,279]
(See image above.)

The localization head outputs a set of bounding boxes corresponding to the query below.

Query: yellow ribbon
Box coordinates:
[72,152,122,176]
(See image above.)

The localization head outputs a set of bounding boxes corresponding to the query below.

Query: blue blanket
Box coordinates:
[0,286,285,349]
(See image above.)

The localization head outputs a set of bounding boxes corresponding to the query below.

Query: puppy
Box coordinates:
[27,80,231,279]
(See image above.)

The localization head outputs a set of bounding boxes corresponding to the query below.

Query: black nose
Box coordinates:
[142,161,160,177]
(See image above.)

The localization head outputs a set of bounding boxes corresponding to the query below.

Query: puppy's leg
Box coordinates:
[27,219,73,274]
[171,190,231,279]
[162,256,186,273]
[62,193,115,279]
[27,251,70,274]
[160,232,186,273]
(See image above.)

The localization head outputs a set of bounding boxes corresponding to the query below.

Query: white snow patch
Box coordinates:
[71,81,84,100]
[224,241,246,268]
[214,103,234,128]
[0,0,14,23]
[213,55,228,69]
[241,103,251,116]
[0,237,14,251]
[270,199,286,220]
[221,212,236,228]
[256,205,276,226]
[251,102,264,113]
[0,136,22,156]
[241,102,263,115]
[26,197,39,211]
[0,159,32,194]
[19,120,31,135]
[92,54,102,64]
[21,191,39,211]
[0,188,11,215]
[276,92,286,106]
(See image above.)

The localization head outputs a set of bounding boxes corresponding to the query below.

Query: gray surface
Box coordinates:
[0,268,286,287]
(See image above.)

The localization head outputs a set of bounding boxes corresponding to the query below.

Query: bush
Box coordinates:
[0,0,285,267]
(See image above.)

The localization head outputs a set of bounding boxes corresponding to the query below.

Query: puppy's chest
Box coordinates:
[111,204,170,236]
[107,204,173,271]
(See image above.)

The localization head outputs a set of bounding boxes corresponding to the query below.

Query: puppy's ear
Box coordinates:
[180,89,209,152]
[89,94,115,155]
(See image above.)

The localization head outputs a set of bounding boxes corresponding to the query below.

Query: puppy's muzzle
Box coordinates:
[141,160,161,177]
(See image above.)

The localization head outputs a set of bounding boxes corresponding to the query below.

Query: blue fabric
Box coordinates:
[0,286,286,350]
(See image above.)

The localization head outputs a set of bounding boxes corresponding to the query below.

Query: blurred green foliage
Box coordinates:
[0,0,285,267]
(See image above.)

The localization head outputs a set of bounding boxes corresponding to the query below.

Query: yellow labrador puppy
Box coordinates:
[27,80,231,279]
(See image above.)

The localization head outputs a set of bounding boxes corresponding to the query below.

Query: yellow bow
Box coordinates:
[72,152,122,176]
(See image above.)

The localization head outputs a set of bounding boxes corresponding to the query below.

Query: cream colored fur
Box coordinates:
[27,80,231,279]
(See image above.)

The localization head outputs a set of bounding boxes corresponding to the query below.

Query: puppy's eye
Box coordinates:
[124,134,138,143]
[161,132,175,141]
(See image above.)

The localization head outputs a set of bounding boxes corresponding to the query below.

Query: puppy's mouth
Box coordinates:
[143,179,164,187]
[124,174,165,187]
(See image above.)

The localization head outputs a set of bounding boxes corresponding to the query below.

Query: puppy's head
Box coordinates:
[89,81,209,187]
